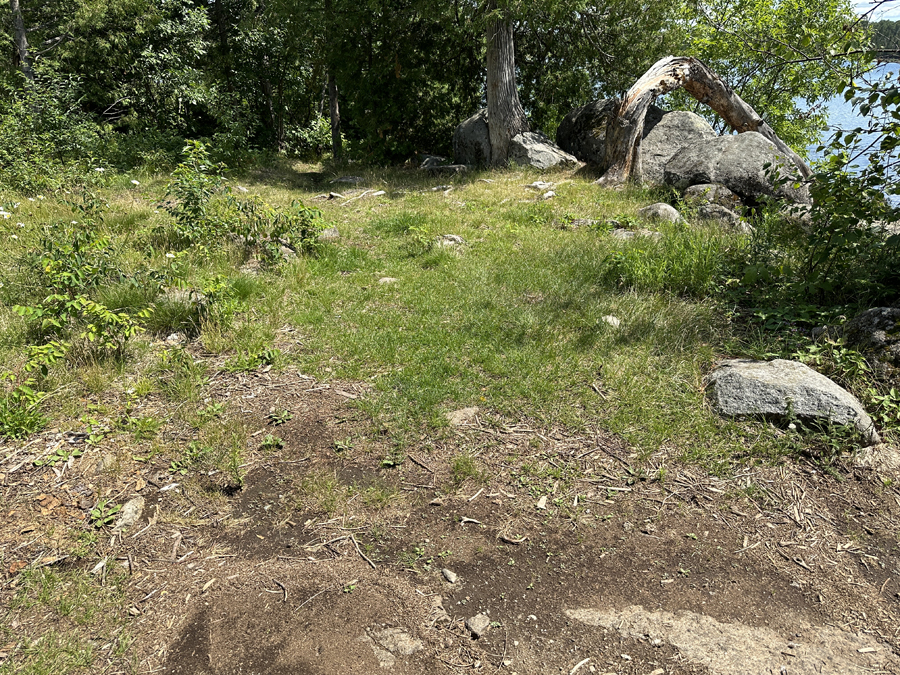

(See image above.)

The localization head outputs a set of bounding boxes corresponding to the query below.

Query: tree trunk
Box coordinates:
[598,55,811,186]
[328,72,342,159]
[9,0,35,85]
[485,1,528,166]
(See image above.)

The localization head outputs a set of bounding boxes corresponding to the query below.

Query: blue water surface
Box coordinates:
[807,62,900,165]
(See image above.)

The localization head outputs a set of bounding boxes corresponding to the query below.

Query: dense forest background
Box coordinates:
[871,17,900,60]
[2,0,880,191]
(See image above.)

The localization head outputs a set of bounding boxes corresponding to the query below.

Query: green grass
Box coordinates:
[1,161,894,467]
[1,568,132,675]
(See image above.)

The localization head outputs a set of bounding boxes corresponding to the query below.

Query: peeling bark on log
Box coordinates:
[597,56,811,186]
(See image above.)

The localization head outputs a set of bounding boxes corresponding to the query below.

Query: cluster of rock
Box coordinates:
[445,100,809,230]
[557,99,810,225]
[452,109,577,170]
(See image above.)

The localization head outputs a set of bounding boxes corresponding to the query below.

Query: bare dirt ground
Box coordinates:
[3,360,900,675]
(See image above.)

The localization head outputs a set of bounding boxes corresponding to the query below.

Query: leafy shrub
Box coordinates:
[741,72,900,309]
[13,195,146,360]
[160,141,324,257]
[0,70,110,193]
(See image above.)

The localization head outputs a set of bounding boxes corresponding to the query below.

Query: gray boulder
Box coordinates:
[707,359,880,445]
[697,204,751,233]
[665,132,810,205]
[555,99,619,166]
[683,183,742,210]
[509,131,577,170]
[641,111,717,184]
[453,109,491,166]
[843,308,900,366]
[842,308,900,385]
[556,101,716,183]
[638,203,681,223]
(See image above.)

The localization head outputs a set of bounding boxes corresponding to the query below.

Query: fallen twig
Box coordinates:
[351,534,377,570]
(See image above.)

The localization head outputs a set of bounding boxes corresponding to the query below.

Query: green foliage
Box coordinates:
[34,445,83,467]
[0,70,111,193]
[224,348,281,373]
[670,0,865,150]
[89,499,121,527]
[160,142,324,256]
[268,409,293,425]
[12,195,146,360]
[261,434,284,451]
[450,452,481,485]
[0,382,47,440]
[868,18,900,60]
[598,226,734,297]
[169,441,212,474]
[730,67,900,310]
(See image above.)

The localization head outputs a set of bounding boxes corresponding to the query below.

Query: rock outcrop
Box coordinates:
[556,100,715,183]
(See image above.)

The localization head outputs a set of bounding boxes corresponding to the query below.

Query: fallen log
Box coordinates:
[597,56,811,186]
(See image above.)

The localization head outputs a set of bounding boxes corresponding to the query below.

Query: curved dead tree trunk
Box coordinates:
[485,1,528,166]
[597,55,811,186]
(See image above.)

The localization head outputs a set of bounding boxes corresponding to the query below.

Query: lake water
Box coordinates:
[807,61,900,165]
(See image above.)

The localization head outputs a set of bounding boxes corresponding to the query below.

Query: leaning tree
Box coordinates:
[597,55,812,186]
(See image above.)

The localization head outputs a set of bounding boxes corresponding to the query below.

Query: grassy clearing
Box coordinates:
[2,160,895,474]
[2,159,899,674]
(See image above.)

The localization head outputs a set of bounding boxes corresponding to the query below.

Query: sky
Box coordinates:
[856,0,900,20]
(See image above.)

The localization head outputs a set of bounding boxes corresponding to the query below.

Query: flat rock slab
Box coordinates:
[509,131,577,170]
[567,605,898,675]
[708,359,879,444]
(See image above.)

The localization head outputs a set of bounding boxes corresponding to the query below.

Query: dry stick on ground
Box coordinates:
[597,55,812,186]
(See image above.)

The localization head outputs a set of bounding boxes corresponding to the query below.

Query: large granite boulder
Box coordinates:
[509,131,578,170]
[556,100,716,183]
[642,111,717,184]
[707,359,880,445]
[665,132,810,205]
[453,109,491,166]
[555,99,619,166]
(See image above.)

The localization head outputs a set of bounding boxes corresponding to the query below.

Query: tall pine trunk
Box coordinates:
[328,72,342,159]
[485,1,527,166]
[10,0,35,85]
[324,0,342,159]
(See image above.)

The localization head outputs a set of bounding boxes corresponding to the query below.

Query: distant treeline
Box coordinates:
[870,19,900,61]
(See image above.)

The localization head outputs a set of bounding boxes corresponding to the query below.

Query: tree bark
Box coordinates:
[328,72,342,159]
[485,1,528,166]
[598,55,811,186]
[10,0,35,85]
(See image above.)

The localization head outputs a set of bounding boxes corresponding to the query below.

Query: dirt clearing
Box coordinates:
[2,367,900,674]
